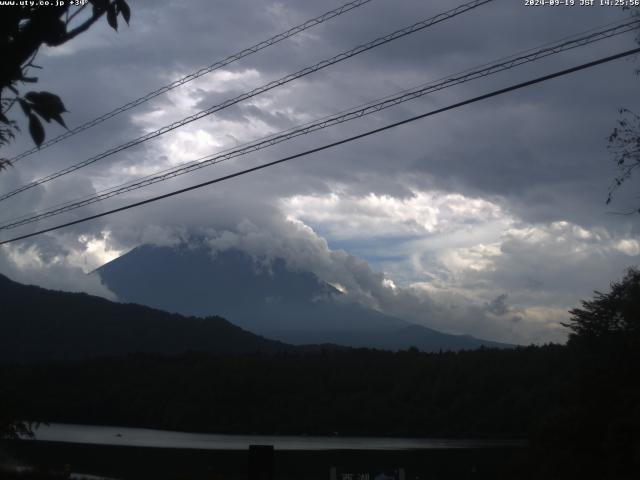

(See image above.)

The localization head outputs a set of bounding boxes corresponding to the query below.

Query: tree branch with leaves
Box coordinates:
[0,0,131,442]
[563,267,640,345]
[0,0,131,171]
[607,109,640,212]
[606,6,640,211]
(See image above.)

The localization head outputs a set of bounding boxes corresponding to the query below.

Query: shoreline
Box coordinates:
[5,439,530,480]
[25,422,527,451]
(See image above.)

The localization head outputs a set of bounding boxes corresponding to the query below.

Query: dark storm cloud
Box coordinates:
[487,293,509,316]
[1,0,639,343]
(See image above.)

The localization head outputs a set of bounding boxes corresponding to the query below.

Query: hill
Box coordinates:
[0,273,293,362]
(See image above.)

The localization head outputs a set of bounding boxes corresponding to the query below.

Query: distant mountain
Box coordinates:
[277,325,509,352]
[95,243,511,351]
[0,273,295,362]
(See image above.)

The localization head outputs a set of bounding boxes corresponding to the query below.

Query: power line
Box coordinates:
[0,0,493,204]
[2,46,637,246]
[7,0,376,164]
[12,13,628,230]
[1,18,637,231]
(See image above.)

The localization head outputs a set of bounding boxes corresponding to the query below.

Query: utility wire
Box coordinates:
[7,0,376,164]
[2,16,637,228]
[1,46,638,246]
[13,12,633,231]
[0,0,493,204]
[7,14,631,227]
[1,18,637,231]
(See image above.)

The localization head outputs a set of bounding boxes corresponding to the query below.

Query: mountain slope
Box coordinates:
[0,273,293,362]
[96,244,408,334]
[95,243,511,351]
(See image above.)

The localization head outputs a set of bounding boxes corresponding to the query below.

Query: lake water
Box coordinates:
[29,423,524,450]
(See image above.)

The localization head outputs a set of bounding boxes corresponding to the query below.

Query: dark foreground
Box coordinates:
[5,440,529,480]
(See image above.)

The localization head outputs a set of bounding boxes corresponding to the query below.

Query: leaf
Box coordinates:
[90,0,109,11]
[0,158,12,171]
[42,18,67,46]
[116,0,131,24]
[25,91,68,113]
[33,110,52,123]
[25,91,68,128]
[18,99,31,115]
[50,112,67,129]
[106,3,118,30]
[28,113,45,147]
[0,112,8,125]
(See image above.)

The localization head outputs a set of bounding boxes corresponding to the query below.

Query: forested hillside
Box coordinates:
[0,273,292,361]
[0,346,568,437]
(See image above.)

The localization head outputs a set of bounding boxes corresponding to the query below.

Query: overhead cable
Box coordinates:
[2,46,638,245]
[2,18,637,231]
[6,0,376,164]
[0,0,493,203]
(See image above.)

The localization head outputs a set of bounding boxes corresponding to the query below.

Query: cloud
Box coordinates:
[191,213,569,344]
[1,0,639,345]
[278,188,640,343]
[282,189,506,239]
[486,293,509,316]
[0,237,116,299]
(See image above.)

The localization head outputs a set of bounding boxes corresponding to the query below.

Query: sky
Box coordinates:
[1,0,639,344]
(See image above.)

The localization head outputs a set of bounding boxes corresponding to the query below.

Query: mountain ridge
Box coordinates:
[95,243,512,351]
[0,272,302,362]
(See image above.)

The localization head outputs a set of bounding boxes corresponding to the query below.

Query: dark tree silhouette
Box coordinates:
[0,0,131,171]
[607,6,640,210]
[534,267,640,479]
[564,267,640,343]
[607,110,640,211]
[0,0,131,441]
